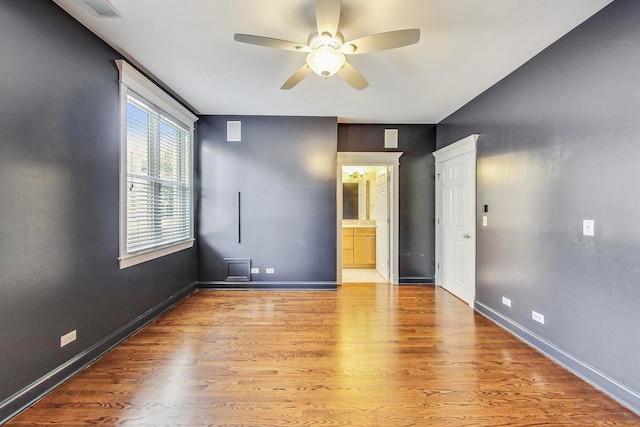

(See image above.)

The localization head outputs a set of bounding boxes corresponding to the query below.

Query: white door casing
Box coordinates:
[375,167,389,281]
[433,135,478,307]
[337,152,402,285]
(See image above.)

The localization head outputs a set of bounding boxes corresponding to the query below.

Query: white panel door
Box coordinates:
[440,151,475,305]
[375,168,389,281]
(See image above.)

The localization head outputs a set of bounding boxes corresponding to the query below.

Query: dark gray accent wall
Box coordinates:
[0,1,196,419]
[437,0,640,411]
[197,116,337,282]
[338,124,437,282]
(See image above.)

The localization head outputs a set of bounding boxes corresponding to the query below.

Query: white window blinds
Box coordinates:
[125,93,192,253]
[116,60,197,269]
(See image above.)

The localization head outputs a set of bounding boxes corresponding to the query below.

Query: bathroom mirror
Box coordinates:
[343,183,359,219]
[342,181,369,220]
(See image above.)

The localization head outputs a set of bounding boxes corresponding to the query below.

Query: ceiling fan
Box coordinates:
[234,0,420,90]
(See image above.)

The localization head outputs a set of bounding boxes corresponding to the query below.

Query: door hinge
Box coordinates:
[437,262,440,270]
[387,218,390,224]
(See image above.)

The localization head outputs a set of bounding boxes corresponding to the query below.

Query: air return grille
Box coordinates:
[83,0,121,18]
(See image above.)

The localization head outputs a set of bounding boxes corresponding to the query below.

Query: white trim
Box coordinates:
[337,152,402,285]
[118,72,128,270]
[115,60,197,126]
[433,134,478,306]
[433,134,478,163]
[119,240,194,269]
[116,59,198,269]
[338,152,402,165]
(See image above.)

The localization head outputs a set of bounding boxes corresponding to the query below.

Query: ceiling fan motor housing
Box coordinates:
[308,31,344,49]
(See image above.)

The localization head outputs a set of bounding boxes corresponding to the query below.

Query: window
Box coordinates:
[116,60,198,268]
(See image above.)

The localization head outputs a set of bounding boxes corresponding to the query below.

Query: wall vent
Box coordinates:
[83,0,121,18]
[227,121,242,142]
[384,129,398,148]
[224,258,251,282]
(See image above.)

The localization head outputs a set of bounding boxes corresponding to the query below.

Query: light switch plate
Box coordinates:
[583,219,595,236]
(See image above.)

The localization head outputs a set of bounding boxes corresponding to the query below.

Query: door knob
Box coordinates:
[463,233,471,239]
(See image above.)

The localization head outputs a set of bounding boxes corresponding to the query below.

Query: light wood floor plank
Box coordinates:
[7,284,640,426]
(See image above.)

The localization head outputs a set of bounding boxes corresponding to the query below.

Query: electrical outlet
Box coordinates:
[266,268,275,274]
[502,296,511,307]
[60,330,77,347]
[532,311,545,324]
[482,216,488,227]
[250,268,259,274]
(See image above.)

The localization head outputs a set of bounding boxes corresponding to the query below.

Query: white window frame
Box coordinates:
[116,60,198,269]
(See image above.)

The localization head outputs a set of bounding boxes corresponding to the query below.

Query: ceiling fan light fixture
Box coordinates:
[306,46,345,77]
[233,0,419,90]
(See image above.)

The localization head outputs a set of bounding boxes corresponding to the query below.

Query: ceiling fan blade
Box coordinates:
[337,62,369,91]
[342,29,420,54]
[316,0,341,37]
[281,65,313,90]
[234,33,310,52]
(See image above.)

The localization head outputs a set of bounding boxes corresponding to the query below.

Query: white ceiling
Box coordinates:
[54,0,612,123]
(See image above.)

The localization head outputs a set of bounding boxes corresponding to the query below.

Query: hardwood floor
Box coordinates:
[8,284,640,426]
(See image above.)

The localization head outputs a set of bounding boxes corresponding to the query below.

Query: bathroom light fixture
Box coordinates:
[348,170,365,181]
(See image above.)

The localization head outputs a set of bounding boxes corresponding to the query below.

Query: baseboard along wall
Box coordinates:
[0,283,197,425]
[475,301,640,417]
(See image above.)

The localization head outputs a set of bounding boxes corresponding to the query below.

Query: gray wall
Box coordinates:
[197,115,337,282]
[0,0,196,418]
[338,124,437,282]
[437,0,640,409]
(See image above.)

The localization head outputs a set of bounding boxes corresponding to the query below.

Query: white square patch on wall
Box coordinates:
[227,121,241,142]
[384,129,398,148]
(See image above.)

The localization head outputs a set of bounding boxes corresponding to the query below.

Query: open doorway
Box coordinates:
[341,165,388,283]
[337,152,402,284]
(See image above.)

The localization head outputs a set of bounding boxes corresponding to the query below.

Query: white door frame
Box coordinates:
[433,135,478,306]
[337,152,402,285]
[374,168,389,281]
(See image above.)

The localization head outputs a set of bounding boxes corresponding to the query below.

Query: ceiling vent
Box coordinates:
[83,0,121,18]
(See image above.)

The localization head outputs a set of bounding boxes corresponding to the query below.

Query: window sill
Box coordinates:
[119,240,194,269]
